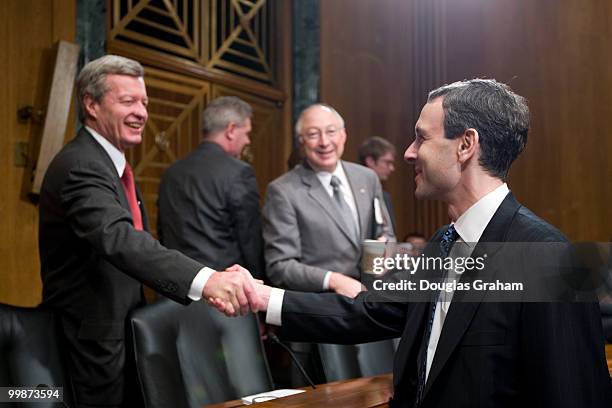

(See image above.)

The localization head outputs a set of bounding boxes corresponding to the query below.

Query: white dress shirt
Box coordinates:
[86,127,214,301]
[265,183,511,340]
[424,183,509,380]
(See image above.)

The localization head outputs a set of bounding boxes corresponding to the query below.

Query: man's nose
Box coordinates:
[135,101,148,120]
[404,142,417,163]
[318,132,331,146]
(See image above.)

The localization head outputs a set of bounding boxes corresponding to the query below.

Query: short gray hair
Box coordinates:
[295,103,345,135]
[76,55,144,121]
[202,96,253,136]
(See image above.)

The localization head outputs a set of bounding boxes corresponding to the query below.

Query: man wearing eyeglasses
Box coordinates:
[263,103,395,298]
[358,136,398,231]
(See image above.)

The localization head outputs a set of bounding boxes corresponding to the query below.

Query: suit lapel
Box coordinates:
[300,164,360,249]
[79,128,139,225]
[423,193,521,395]
[343,162,370,240]
[392,230,446,396]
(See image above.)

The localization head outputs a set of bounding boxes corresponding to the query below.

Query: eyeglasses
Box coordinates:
[301,127,344,141]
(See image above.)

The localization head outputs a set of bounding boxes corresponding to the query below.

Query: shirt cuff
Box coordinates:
[323,271,333,290]
[188,266,216,301]
[265,288,285,326]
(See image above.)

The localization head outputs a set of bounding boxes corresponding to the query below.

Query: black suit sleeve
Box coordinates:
[61,159,203,303]
[278,291,407,344]
[228,165,265,279]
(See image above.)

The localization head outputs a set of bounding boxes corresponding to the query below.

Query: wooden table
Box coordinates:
[205,374,393,408]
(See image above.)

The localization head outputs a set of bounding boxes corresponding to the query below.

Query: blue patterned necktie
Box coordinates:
[414,224,459,406]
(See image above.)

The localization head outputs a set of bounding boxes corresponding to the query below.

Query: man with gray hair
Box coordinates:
[39,56,261,407]
[158,96,264,280]
[263,103,395,296]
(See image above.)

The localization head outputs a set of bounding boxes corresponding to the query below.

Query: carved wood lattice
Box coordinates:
[127,66,210,235]
[109,0,277,84]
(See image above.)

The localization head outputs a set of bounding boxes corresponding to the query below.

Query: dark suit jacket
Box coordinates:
[39,128,203,405]
[157,141,264,278]
[277,193,611,407]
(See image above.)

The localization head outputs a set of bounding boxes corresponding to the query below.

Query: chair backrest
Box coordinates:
[0,303,71,407]
[318,339,396,382]
[601,303,612,343]
[129,298,273,408]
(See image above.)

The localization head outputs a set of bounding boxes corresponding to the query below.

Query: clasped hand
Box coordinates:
[203,264,269,317]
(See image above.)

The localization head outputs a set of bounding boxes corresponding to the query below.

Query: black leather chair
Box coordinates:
[318,339,396,382]
[601,303,612,343]
[0,303,72,407]
[129,298,273,408]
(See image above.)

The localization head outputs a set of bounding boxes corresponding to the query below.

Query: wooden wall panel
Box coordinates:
[0,0,76,306]
[321,0,449,240]
[321,0,611,241]
[128,67,211,237]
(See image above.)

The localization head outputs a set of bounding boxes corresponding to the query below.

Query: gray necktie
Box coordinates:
[330,175,359,241]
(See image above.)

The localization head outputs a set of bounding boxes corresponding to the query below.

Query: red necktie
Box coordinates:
[120,162,143,231]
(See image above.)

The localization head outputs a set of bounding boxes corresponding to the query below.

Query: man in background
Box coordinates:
[358,136,397,230]
[403,231,427,256]
[158,96,264,280]
[262,103,396,384]
[263,103,395,297]
[39,56,260,407]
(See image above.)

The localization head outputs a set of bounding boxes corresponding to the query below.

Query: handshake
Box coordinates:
[202,264,271,316]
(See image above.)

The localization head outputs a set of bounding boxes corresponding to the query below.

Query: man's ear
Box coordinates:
[457,128,479,163]
[83,95,98,120]
[365,156,376,168]
[225,122,237,140]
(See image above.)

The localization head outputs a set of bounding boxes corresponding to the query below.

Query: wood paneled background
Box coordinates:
[321,0,612,241]
[2,0,611,307]
[0,0,76,306]
[1,0,291,307]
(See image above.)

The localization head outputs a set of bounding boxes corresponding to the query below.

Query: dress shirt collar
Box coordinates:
[315,161,350,191]
[86,126,126,177]
[453,183,509,246]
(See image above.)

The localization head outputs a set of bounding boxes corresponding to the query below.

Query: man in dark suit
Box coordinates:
[228,79,611,407]
[358,136,398,231]
[39,55,261,407]
[157,96,264,279]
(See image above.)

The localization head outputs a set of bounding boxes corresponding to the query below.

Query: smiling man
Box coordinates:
[245,80,611,407]
[263,103,395,296]
[261,103,396,385]
[39,55,261,407]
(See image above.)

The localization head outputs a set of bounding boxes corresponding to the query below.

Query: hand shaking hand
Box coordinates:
[203,264,261,317]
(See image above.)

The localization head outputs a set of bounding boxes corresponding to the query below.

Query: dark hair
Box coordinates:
[357,136,396,165]
[428,79,529,180]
